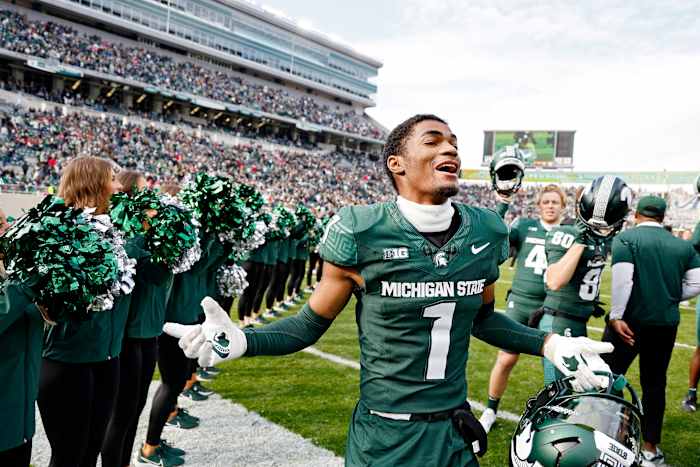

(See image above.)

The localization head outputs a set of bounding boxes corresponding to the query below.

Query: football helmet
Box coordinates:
[490,146,526,197]
[577,176,631,238]
[510,373,643,467]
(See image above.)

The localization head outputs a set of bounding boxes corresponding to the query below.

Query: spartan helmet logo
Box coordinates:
[433,251,448,268]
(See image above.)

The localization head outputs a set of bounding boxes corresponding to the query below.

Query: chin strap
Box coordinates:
[396,196,454,232]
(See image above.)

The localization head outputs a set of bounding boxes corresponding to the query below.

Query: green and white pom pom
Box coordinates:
[110,189,201,273]
[217,263,249,298]
[0,196,133,320]
[179,174,251,246]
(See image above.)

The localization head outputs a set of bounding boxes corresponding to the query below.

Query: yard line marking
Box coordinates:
[302,347,521,422]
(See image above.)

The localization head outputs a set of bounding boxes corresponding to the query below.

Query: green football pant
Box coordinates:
[538,313,588,385]
[345,400,478,467]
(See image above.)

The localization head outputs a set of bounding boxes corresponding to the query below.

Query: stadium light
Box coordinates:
[106,86,118,98]
[136,94,146,104]
[71,80,81,91]
[213,112,223,120]
[190,106,201,115]
[164,100,173,109]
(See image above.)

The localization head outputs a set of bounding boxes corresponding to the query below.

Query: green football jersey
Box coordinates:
[543,225,609,317]
[509,218,552,302]
[319,201,507,413]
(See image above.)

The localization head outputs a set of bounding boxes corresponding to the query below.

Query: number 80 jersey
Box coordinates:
[543,225,610,318]
[319,201,508,414]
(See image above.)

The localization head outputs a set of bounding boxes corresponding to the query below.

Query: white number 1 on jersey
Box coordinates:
[423,302,456,380]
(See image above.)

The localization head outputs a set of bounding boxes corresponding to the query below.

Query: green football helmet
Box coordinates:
[577,175,632,239]
[490,145,526,197]
[510,373,643,467]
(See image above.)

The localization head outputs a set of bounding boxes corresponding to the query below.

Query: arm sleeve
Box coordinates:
[318,207,358,267]
[243,304,333,356]
[610,262,634,320]
[509,218,521,249]
[471,303,546,355]
[681,267,700,300]
[494,202,509,219]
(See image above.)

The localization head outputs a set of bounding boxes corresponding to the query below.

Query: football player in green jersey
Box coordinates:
[480,184,566,433]
[539,176,631,386]
[164,115,614,467]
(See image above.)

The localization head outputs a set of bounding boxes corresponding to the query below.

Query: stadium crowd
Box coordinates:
[0,105,387,212]
[0,10,385,139]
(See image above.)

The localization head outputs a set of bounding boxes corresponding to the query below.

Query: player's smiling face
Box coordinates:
[539,192,563,224]
[390,120,460,204]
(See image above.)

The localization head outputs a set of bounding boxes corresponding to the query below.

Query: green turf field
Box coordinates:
[211,265,700,466]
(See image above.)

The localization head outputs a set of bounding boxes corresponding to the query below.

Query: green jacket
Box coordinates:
[43,236,149,363]
[165,235,225,324]
[248,243,267,263]
[125,260,173,339]
[0,283,43,451]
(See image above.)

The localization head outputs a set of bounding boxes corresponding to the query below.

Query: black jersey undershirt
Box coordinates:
[419,209,461,249]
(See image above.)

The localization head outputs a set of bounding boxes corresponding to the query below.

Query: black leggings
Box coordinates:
[307,252,322,286]
[0,440,31,467]
[287,259,306,297]
[252,264,274,314]
[265,261,290,309]
[38,358,120,467]
[102,337,158,467]
[237,261,265,320]
[146,334,191,446]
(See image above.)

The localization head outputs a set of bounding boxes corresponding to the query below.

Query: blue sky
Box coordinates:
[260,1,700,171]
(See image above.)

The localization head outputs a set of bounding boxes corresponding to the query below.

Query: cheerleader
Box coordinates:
[0,278,46,466]
[101,172,186,467]
[38,157,145,467]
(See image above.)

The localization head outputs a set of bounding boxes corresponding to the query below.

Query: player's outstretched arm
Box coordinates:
[163,261,360,367]
[472,285,614,390]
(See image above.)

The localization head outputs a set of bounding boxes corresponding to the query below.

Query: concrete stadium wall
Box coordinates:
[0,192,43,218]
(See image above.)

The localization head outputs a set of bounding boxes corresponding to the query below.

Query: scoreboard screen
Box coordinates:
[482,130,575,168]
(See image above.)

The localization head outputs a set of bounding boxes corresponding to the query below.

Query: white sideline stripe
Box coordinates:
[495,308,696,350]
[302,346,360,370]
[302,347,521,423]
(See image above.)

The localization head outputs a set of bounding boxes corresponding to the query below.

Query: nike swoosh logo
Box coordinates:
[471,242,490,254]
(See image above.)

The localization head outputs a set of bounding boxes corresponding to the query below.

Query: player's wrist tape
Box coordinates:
[243,303,332,356]
[471,307,546,356]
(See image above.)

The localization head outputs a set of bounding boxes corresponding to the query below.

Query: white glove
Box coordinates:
[163,297,247,367]
[542,334,614,391]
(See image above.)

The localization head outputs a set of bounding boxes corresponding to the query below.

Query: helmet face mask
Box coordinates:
[490,146,526,196]
[510,374,643,467]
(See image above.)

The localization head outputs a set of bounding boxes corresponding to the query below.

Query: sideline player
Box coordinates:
[479,184,566,432]
[682,212,700,413]
[165,115,613,466]
[537,176,631,385]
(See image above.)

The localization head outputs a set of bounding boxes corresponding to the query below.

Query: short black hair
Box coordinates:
[382,114,448,191]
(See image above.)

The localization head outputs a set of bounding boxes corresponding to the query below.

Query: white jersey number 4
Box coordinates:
[524,244,547,275]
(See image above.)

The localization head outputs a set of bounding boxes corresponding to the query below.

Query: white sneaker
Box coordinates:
[303,287,313,293]
[640,447,666,466]
[479,408,497,434]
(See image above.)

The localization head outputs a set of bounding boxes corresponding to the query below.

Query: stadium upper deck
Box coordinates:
[26,0,381,103]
